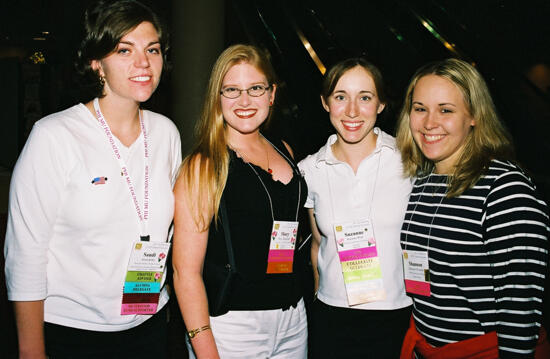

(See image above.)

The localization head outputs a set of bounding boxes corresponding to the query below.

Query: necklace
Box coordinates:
[243,137,302,222]
[230,135,273,175]
[262,137,273,174]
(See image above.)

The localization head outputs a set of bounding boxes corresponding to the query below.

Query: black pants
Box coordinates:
[309,300,411,359]
[45,306,168,359]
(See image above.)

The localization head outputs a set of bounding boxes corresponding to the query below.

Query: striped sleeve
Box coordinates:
[484,168,549,358]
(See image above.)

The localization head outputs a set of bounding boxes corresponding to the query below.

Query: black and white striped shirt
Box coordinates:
[401,160,549,358]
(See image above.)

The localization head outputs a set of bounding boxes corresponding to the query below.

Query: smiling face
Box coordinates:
[221,62,276,137]
[91,21,163,105]
[322,66,385,147]
[409,74,476,174]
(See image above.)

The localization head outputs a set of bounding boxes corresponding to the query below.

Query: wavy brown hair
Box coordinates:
[396,58,515,197]
[76,0,168,100]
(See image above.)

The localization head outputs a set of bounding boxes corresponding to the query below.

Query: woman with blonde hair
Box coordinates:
[173,44,308,359]
[396,58,549,358]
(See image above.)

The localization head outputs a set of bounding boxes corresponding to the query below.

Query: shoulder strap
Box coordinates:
[263,135,300,176]
[219,195,237,272]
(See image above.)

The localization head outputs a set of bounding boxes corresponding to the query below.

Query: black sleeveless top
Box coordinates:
[205,138,308,310]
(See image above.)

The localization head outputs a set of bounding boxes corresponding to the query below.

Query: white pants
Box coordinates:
[187,299,308,359]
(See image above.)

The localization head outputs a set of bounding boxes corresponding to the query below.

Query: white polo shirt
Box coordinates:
[298,128,412,310]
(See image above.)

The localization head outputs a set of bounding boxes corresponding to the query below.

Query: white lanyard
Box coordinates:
[93,98,150,239]
[326,146,382,223]
[403,173,446,251]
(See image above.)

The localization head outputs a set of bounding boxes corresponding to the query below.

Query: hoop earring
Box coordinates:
[99,76,105,86]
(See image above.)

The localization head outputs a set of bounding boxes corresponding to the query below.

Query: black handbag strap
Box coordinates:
[219,196,237,272]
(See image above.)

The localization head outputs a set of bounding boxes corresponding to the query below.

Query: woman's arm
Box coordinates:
[485,170,549,358]
[308,209,322,293]
[172,166,220,359]
[5,123,66,358]
[14,301,47,359]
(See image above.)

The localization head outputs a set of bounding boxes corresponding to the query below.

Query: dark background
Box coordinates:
[2,0,549,186]
[1,0,549,357]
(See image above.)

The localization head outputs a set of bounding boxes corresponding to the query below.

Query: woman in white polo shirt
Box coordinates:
[298,58,412,358]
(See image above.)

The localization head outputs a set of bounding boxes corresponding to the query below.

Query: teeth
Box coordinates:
[131,76,151,82]
[424,134,444,141]
[235,110,255,116]
[343,122,361,128]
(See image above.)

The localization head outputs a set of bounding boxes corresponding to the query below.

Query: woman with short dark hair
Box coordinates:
[4,1,181,357]
[76,0,169,99]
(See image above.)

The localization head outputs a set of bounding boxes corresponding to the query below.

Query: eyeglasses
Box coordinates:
[220,84,271,99]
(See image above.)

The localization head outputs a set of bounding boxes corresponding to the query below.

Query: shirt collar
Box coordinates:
[375,127,397,151]
[314,127,396,167]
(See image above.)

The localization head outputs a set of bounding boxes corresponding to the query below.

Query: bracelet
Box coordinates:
[187,324,211,339]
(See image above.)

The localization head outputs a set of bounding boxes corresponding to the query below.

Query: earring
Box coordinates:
[269,100,273,106]
[99,75,105,86]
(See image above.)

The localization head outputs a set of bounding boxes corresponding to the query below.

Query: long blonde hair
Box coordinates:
[396,58,515,197]
[180,44,278,229]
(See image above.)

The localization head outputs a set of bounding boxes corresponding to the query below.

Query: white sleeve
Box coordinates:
[298,156,315,209]
[170,125,182,187]
[4,122,68,301]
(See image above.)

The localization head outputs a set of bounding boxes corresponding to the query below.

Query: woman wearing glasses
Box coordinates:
[173,44,308,359]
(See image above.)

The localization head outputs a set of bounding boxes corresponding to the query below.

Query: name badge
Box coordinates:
[334,219,386,306]
[403,250,430,296]
[121,240,171,315]
[266,220,298,274]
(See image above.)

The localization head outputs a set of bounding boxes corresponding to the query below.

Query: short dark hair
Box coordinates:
[321,57,387,105]
[76,0,168,99]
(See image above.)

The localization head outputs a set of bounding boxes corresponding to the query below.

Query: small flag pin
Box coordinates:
[91,176,108,185]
